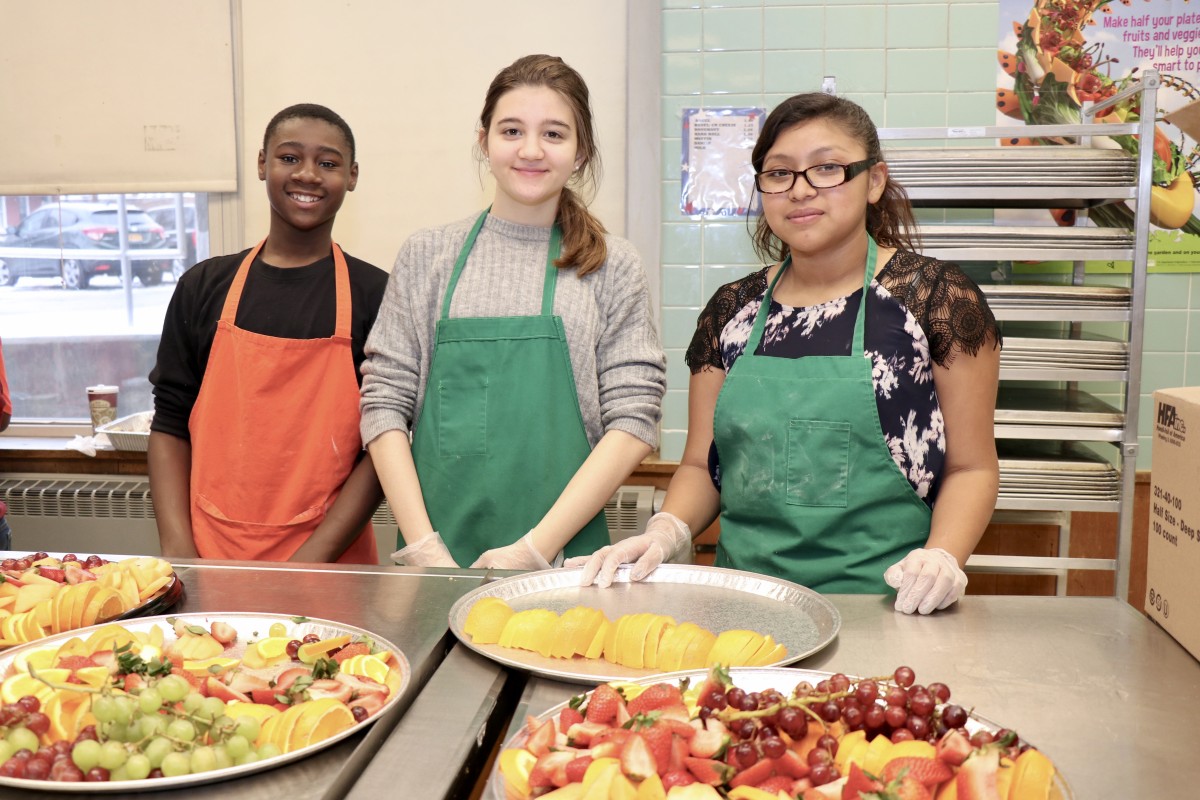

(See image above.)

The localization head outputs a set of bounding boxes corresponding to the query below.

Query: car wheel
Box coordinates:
[137,263,165,287]
[61,259,90,290]
[0,262,15,287]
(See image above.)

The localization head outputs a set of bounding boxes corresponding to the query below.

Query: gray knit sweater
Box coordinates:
[359,213,666,449]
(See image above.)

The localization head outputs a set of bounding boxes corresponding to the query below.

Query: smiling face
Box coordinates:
[258,116,358,239]
[759,118,887,263]
[481,85,582,227]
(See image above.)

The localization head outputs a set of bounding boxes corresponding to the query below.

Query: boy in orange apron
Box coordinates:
[148,104,388,563]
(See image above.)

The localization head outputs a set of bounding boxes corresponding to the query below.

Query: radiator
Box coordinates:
[0,476,671,563]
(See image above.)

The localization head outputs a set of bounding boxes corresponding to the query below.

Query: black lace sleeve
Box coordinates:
[685,268,770,373]
[879,251,1002,367]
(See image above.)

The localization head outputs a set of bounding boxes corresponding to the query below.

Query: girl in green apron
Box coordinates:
[359,55,665,570]
[571,94,1000,613]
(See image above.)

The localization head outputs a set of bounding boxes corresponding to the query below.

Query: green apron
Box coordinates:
[410,211,609,565]
[712,237,931,592]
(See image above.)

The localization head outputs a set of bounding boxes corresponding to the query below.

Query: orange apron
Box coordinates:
[187,241,377,563]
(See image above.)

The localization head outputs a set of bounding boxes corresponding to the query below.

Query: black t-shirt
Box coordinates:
[149,248,389,440]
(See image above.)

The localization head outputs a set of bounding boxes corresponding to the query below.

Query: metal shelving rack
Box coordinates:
[877,70,1159,599]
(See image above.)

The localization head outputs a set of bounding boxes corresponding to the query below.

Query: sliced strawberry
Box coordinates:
[121,674,145,694]
[641,724,674,776]
[37,566,66,583]
[661,770,696,791]
[626,683,684,716]
[56,655,98,672]
[209,621,238,645]
[620,733,657,782]
[528,750,575,788]
[759,775,798,795]
[63,564,96,584]
[589,741,622,760]
[251,688,281,706]
[590,726,631,749]
[688,725,730,759]
[684,756,735,786]
[729,757,776,788]
[332,642,370,663]
[348,692,387,719]
[892,776,934,800]
[956,747,1001,800]
[306,678,353,704]
[842,762,884,799]
[205,677,251,704]
[274,667,310,693]
[227,672,272,695]
[565,721,609,747]
[559,705,584,733]
[653,717,696,740]
[936,729,973,767]
[525,719,557,757]
[565,755,592,784]
[669,734,690,773]
[771,750,812,780]
[585,683,623,724]
[89,650,117,672]
[880,757,953,787]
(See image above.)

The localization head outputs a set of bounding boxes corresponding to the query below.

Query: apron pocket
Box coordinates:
[786,419,849,507]
[436,377,488,456]
[194,494,323,559]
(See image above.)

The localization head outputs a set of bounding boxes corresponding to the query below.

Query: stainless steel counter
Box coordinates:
[501,595,1199,800]
[5,562,1197,799]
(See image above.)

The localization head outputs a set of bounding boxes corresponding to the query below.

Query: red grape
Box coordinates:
[85,767,111,782]
[941,704,968,729]
[761,737,787,759]
[893,666,916,687]
[733,742,758,768]
[928,681,951,703]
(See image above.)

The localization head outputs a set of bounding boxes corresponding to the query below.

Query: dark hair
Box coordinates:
[263,103,356,164]
[479,54,607,276]
[749,93,917,263]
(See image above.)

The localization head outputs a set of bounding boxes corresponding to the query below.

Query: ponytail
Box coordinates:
[556,187,608,276]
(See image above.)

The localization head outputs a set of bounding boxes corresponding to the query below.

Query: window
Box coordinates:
[0,193,209,426]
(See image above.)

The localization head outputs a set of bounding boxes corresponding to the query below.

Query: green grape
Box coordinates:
[224,734,250,760]
[110,765,131,782]
[113,696,136,726]
[99,740,129,771]
[236,751,261,766]
[189,745,217,774]
[160,751,191,777]
[213,746,233,770]
[234,715,261,743]
[157,675,190,703]
[6,727,39,753]
[138,688,164,715]
[199,697,226,722]
[166,719,197,743]
[125,753,152,781]
[91,694,118,723]
[269,622,287,637]
[210,715,236,738]
[257,742,282,760]
[0,740,17,763]
[182,692,205,714]
[71,738,103,772]
[143,737,173,769]
[139,713,167,738]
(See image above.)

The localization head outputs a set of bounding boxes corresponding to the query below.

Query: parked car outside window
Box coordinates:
[0,202,170,289]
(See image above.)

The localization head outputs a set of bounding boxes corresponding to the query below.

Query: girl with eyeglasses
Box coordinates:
[359,55,665,570]
[572,93,1001,614]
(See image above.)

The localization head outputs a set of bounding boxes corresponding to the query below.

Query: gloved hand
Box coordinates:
[470,532,553,571]
[563,512,692,589]
[391,531,459,568]
[884,547,968,615]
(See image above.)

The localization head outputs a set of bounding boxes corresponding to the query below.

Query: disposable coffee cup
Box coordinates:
[87,385,119,432]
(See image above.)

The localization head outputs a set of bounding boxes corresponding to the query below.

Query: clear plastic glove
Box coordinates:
[563,512,692,589]
[391,531,459,568]
[884,547,968,615]
[470,532,553,571]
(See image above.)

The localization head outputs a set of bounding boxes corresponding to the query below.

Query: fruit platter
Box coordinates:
[0,612,409,792]
[488,666,1070,800]
[449,566,840,684]
[0,553,182,649]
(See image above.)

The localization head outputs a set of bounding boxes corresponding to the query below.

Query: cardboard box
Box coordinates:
[1145,386,1200,660]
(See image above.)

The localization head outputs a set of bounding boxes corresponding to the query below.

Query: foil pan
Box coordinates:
[448,565,840,684]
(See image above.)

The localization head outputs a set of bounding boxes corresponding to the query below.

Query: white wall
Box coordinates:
[236,0,630,271]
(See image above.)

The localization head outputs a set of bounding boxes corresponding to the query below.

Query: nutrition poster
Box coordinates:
[997,0,1200,271]
[680,108,764,217]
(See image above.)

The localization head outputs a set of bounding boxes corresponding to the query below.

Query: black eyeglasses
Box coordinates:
[754,157,878,194]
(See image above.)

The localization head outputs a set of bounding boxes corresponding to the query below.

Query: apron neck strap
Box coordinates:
[220,240,352,337]
[441,209,563,320]
[748,235,878,354]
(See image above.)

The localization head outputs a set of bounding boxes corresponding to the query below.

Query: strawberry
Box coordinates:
[585,683,623,724]
[525,719,557,757]
[842,762,883,799]
[56,655,98,672]
[891,776,934,800]
[956,746,1001,800]
[641,724,674,775]
[332,642,370,663]
[209,621,238,645]
[758,775,797,795]
[559,705,585,733]
[653,717,696,740]
[565,721,609,747]
[528,750,574,789]
[626,683,684,716]
[684,756,736,786]
[565,755,592,784]
[936,729,973,767]
[880,757,953,787]
[770,750,811,780]
[729,758,776,788]
[36,566,66,583]
[590,726,631,749]
[689,721,730,759]
[661,770,696,791]
[621,733,658,782]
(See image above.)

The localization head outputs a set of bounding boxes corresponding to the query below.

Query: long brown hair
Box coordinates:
[478,54,607,276]
[749,93,918,264]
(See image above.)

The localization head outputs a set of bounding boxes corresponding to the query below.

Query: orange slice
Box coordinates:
[339,654,390,684]
[641,615,675,670]
[291,698,355,750]
[463,597,515,645]
[584,619,610,660]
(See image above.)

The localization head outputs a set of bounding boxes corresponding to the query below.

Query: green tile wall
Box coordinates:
[655,0,1198,468]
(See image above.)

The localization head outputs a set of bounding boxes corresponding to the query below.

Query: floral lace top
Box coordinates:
[686,250,1001,506]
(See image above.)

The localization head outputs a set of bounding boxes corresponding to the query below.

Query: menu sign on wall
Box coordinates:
[680,108,764,218]
[997,0,1200,271]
